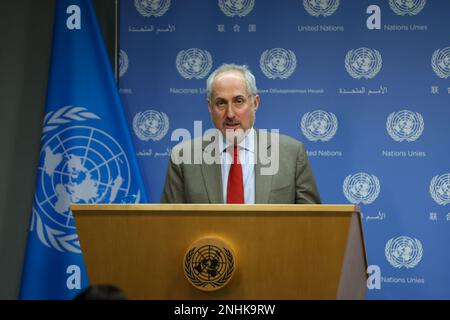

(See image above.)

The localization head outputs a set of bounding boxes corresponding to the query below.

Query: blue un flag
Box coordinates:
[20,0,148,299]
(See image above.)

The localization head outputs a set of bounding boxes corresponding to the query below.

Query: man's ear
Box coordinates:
[253,95,260,112]
[207,100,212,113]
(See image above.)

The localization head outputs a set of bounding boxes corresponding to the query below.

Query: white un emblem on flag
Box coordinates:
[300,110,338,142]
[385,236,423,268]
[33,106,134,253]
[345,47,382,79]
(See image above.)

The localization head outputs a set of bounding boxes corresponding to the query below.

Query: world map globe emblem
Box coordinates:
[345,47,382,79]
[343,172,380,205]
[176,48,213,79]
[303,0,340,17]
[132,110,169,141]
[218,0,255,17]
[134,0,171,17]
[300,110,338,142]
[184,237,235,291]
[386,110,424,142]
[35,126,131,232]
[260,48,297,79]
[385,236,423,268]
[389,0,426,16]
[432,47,450,79]
[429,174,450,205]
[119,49,129,78]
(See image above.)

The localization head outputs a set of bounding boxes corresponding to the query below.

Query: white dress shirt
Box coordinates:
[220,128,255,204]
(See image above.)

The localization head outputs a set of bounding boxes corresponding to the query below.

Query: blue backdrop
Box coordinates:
[119,0,450,299]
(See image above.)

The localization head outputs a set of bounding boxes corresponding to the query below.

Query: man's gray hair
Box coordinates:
[206,63,258,101]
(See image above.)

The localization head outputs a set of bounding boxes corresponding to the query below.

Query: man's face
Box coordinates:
[208,71,259,143]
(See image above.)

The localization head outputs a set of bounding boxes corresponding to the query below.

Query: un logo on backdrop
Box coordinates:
[343,173,380,205]
[300,110,338,142]
[345,48,382,79]
[218,0,255,17]
[119,49,129,78]
[385,236,423,269]
[134,0,171,17]
[429,174,450,205]
[176,48,213,79]
[303,0,340,17]
[34,106,134,253]
[389,0,426,16]
[260,48,297,79]
[431,47,450,79]
[386,110,424,142]
[133,110,169,141]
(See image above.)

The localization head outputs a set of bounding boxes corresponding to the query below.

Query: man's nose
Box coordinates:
[225,105,236,118]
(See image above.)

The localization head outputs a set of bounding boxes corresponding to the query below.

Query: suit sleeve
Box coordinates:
[160,156,186,203]
[295,143,321,204]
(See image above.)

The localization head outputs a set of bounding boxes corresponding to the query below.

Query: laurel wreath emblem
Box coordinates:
[42,105,100,136]
[33,106,101,254]
[303,0,340,17]
[184,246,235,290]
[218,0,255,17]
[429,174,450,205]
[389,0,426,16]
[431,48,450,79]
[134,0,171,17]
[260,48,297,79]
[31,208,82,253]
[176,48,213,80]
[300,111,338,142]
[385,237,423,268]
[345,48,382,79]
[343,173,380,205]
[386,111,424,142]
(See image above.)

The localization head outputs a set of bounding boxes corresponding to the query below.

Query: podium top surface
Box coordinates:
[72,204,360,215]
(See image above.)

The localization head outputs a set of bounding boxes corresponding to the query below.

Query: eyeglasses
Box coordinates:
[212,95,252,110]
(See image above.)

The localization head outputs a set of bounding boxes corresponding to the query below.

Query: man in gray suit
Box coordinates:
[161,64,320,204]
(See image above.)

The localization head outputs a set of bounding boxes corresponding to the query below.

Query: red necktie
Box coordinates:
[227,145,244,204]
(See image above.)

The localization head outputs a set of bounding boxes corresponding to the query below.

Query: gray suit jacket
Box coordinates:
[160,130,321,204]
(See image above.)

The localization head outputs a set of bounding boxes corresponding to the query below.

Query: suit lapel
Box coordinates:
[255,129,273,204]
[200,136,223,203]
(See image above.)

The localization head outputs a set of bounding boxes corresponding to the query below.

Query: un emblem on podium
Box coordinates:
[184,237,235,292]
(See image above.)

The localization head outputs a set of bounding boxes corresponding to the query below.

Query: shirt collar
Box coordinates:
[220,127,255,154]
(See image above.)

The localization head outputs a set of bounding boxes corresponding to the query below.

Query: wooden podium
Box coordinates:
[72,204,367,300]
